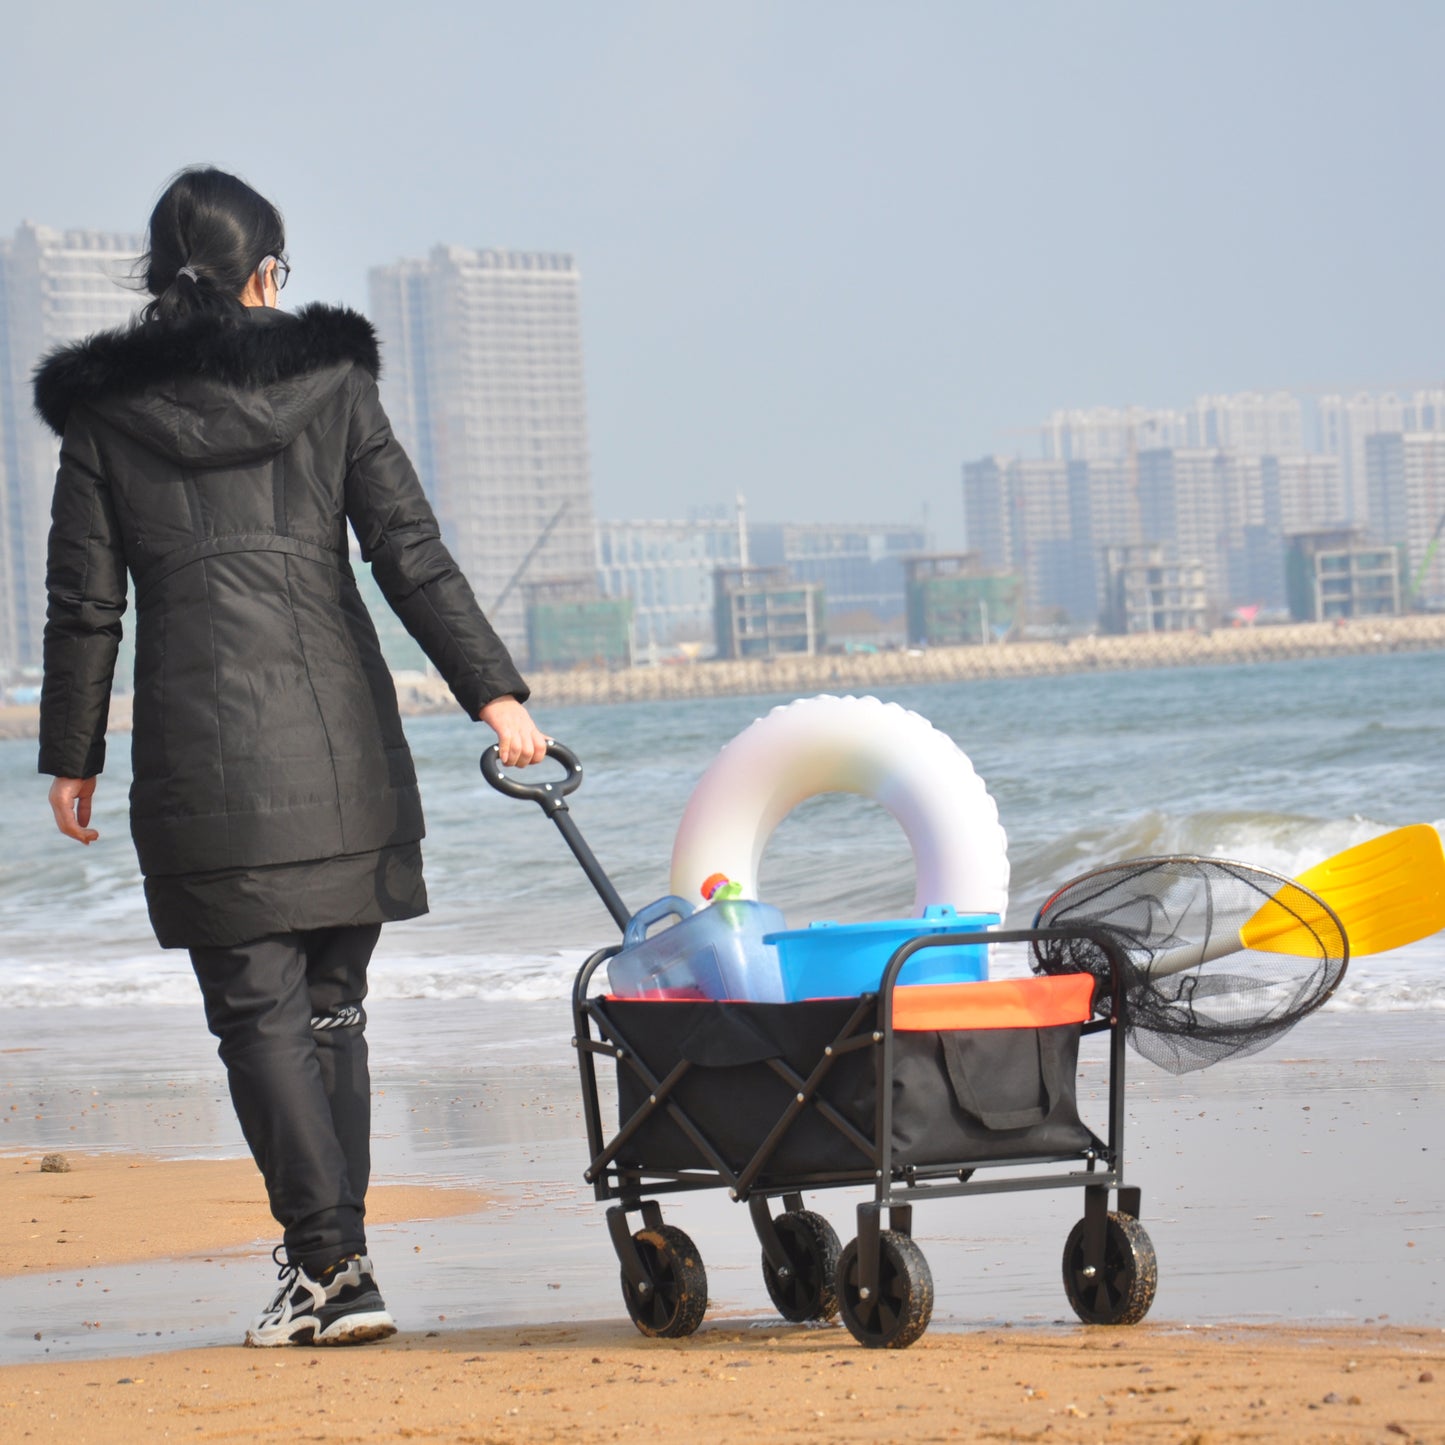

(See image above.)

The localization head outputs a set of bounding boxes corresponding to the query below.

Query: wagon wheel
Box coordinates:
[762,1210,841,1323]
[1061,1212,1157,1326]
[835,1230,933,1349]
[621,1224,708,1339]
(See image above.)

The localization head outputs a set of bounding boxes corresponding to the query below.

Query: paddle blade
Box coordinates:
[1245,824,1445,958]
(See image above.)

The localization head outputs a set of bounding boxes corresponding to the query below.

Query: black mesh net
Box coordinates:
[1030,857,1349,1074]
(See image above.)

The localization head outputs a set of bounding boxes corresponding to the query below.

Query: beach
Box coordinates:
[5,653,1445,1440]
[3,1001,1443,1442]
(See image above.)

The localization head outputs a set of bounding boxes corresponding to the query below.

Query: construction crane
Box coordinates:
[1406,504,1445,609]
[492,501,569,614]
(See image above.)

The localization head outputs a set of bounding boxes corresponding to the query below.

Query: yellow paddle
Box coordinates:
[1245,822,1445,957]
[1147,824,1445,976]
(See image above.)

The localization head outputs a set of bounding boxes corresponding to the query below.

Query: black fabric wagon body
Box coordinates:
[34,304,528,946]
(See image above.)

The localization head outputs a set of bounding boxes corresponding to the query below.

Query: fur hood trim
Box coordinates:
[32,303,380,437]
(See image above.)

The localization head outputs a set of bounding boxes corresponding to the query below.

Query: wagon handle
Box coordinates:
[480,741,632,934]
[480,739,584,813]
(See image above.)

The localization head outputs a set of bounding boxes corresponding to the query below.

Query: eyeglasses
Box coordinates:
[260,255,291,291]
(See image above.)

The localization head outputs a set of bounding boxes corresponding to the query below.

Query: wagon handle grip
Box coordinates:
[480,740,584,814]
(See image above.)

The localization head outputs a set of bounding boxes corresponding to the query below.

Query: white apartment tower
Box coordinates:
[1040,405,1190,462]
[369,246,597,654]
[1318,390,1445,526]
[1265,453,1346,536]
[1188,392,1304,455]
[0,223,142,670]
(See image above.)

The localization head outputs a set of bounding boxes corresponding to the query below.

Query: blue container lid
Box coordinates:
[764,904,998,944]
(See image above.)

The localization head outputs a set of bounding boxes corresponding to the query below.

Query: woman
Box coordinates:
[34,167,548,1347]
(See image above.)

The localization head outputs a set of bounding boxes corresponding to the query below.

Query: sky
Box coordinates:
[3,1,1442,547]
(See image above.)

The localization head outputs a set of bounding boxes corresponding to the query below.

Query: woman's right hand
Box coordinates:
[49,776,99,844]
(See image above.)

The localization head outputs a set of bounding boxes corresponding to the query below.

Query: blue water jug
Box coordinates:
[607,894,789,1001]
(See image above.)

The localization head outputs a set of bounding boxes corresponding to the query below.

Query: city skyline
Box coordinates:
[1,207,1440,671]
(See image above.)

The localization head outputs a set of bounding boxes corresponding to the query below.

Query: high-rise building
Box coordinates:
[0,223,141,671]
[1136,448,1265,611]
[1266,453,1346,536]
[1317,390,1445,526]
[962,456,1095,624]
[369,245,597,655]
[1040,393,1305,466]
[1365,431,1445,605]
[1040,405,1189,461]
[1065,456,1142,615]
[1187,392,1304,456]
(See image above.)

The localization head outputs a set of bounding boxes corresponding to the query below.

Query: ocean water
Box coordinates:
[4,650,1445,1016]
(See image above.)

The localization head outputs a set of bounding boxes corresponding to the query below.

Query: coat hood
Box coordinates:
[32,303,381,467]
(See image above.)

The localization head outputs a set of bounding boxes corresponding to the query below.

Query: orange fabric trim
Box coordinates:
[892,973,1095,1032]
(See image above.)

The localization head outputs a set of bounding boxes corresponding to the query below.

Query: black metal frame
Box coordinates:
[571,922,1140,1304]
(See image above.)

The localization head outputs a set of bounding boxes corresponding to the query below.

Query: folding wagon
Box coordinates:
[486,743,1157,1350]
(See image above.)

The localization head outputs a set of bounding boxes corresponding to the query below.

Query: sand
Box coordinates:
[0,1312,1440,1443]
[2,1145,1442,1444]
[3,1004,1443,1442]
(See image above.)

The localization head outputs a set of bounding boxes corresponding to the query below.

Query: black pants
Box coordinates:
[189,924,381,1274]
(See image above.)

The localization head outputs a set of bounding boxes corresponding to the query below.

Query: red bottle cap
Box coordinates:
[700,872,730,901]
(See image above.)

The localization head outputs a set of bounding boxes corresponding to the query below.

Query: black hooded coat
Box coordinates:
[33,303,528,948]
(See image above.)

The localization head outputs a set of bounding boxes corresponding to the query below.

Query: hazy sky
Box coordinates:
[4,1,1441,546]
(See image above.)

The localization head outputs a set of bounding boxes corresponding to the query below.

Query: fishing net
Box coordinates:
[1030,857,1349,1074]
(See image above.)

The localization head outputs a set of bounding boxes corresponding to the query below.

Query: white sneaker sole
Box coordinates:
[315,1311,397,1346]
[245,1310,397,1348]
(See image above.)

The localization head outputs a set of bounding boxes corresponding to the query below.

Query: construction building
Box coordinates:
[1285,530,1401,621]
[523,578,632,670]
[1101,544,1208,634]
[903,554,1020,646]
[712,565,824,659]
[747,520,926,646]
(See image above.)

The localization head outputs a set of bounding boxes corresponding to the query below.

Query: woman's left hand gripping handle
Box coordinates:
[479,696,551,768]
[49,776,99,844]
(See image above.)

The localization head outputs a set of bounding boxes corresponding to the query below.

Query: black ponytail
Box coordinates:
[138,166,286,324]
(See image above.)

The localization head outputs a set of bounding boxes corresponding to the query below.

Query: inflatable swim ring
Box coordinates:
[670,694,1009,916]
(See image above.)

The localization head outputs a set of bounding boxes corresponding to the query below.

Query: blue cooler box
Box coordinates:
[765,905,999,1001]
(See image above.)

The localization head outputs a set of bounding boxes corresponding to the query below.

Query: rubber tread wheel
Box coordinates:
[835,1230,933,1349]
[762,1209,841,1323]
[1061,1211,1157,1326]
[621,1224,708,1338]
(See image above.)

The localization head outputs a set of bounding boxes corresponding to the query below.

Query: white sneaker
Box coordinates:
[245,1252,397,1347]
